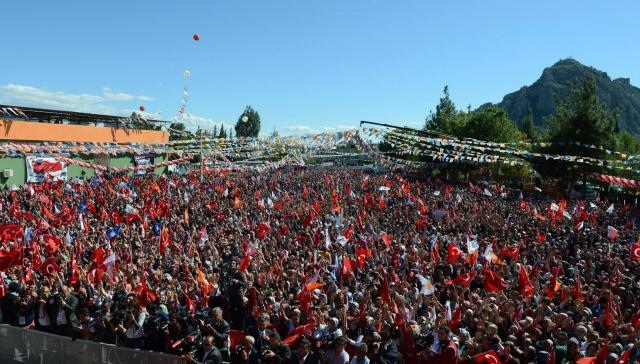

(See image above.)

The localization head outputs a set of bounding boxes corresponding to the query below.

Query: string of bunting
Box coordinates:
[56,156,194,172]
[591,173,640,189]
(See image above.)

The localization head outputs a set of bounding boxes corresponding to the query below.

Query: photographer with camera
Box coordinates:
[262,331,291,363]
[51,285,79,337]
[230,334,259,364]
[124,304,147,349]
[185,335,223,364]
[200,306,230,361]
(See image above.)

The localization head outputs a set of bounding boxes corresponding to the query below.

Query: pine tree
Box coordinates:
[520,107,536,141]
[218,123,227,139]
[235,105,261,137]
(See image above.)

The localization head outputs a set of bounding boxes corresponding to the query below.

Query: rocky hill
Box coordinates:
[496,58,640,136]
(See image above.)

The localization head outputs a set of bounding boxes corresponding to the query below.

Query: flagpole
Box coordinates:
[199,127,204,182]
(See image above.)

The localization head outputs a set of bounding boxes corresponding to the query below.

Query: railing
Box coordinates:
[0,324,184,364]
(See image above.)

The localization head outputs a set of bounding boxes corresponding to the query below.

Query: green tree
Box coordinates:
[228,127,234,140]
[218,123,227,139]
[520,107,537,141]
[459,106,526,143]
[212,125,218,137]
[425,86,460,132]
[168,122,190,141]
[271,127,280,138]
[538,77,618,184]
[235,105,261,137]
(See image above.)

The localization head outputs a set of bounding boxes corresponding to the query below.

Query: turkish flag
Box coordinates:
[38,257,61,276]
[0,246,23,271]
[484,268,507,292]
[630,242,640,260]
[471,350,503,364]
[448,271,476,287]
[447,243,463,264]
[517,265,534,298]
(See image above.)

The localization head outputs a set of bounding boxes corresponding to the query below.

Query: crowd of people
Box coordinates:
[1,166,640,364]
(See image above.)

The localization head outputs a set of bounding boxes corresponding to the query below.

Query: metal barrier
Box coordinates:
[0,324,184,364]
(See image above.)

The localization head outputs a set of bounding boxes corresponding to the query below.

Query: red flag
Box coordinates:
[380,232,392,247]
[159,227,171,255]
[68,253,79,286]
[343,225,354,240]
[91,247,106,266]
[43,234,63,255]
[536,230,546,243]
[518,265,534,298]
[573,273,586,301]
[256,223,271,240]
[500,245,520,259]
[630,241,640,260]
[133,276,157,307]
[595,341,609,364]
[0,246,23,271]
[472,351,503,364]
[546,267,562,299]
[341,257,354,276]
[448,271,476,287]
[238,255,252,272]
[484,268,507,292]
[229,330,246,350]
[110,209,123,225]
[380,275,390,303]
[449,304,462,330]
[607,226,618,240]
[38,257,61,276]
[615,346,632,364]
[0,224,23,243]
[447,243,463,264]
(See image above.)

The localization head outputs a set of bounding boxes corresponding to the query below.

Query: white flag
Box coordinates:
[606,204,614,214]
[466,237,479,253]
[483,188,492,197]
[417,274,435,295]
[550,203,559,212]
[562,211,572,220]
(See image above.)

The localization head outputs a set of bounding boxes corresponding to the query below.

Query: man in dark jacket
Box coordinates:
[262,331,291,363]
[189,335,223,364]
[1,281,20,325]
[201,307,230,361]
[288,338,320,364]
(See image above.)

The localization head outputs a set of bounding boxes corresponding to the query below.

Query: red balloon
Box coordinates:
[193,34,200,41]
[139,106,145,112]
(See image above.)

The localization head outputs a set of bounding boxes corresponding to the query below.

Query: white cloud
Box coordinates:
[179,113,226,132]
[0,84,153,115]
[283,124,356,136]
[102,87,153,102]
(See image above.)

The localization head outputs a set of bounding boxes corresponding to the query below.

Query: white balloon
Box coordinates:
[242,115,249,122]
[183,91,190,98]
[183,70,191,78]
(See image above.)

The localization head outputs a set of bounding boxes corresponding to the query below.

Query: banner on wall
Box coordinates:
[26,156,67,182]
[134,155,154,175]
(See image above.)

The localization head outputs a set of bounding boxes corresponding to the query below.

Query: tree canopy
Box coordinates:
[235,105,261,137]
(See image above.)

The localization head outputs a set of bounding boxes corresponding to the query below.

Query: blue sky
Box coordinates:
[1,0,638,135]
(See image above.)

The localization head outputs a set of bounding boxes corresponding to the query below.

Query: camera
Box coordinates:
[414,330,435,350]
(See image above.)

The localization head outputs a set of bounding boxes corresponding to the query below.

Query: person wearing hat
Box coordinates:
[289,337,320,364]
